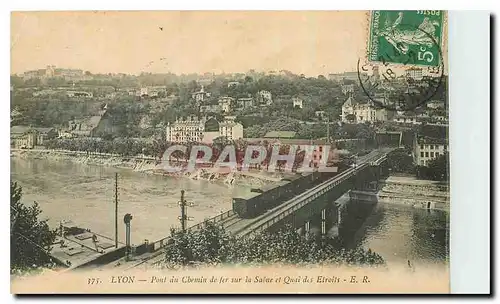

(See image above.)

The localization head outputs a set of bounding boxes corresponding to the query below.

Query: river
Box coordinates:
[10,156,449,267]
[10,157,252,245]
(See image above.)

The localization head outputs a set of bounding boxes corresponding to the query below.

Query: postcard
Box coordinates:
[11,10,451,294]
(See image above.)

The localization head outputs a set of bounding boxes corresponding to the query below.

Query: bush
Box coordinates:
[11,182,58,274]
[163,222,385,268]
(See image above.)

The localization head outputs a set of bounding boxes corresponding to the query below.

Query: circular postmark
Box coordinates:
[357,23,445,112]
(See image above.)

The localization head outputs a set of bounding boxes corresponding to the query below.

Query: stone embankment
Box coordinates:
[11,148,282,188]
[378,175,449,211]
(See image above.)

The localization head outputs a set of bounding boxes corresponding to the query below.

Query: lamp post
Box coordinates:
[123,213,133,261]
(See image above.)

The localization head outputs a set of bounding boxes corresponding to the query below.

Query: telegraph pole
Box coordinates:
[180,190,186,232]
[114,173,118,248]
[326,115,330,144]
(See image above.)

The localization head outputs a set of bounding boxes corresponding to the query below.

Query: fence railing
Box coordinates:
[238,152,388,237]
[148,209,235,253]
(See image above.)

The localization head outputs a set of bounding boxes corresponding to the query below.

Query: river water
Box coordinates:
[10,157,449,267]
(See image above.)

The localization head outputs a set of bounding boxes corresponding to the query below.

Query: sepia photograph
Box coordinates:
[9,10,457,294]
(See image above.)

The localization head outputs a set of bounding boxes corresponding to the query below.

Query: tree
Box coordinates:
[427,153,449,181]
[11,182,58,273]
[416,152,449,182]
[387,149,415,173]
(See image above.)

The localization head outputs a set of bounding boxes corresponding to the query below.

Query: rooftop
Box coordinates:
[263,131,296,139]
[417,136,448,145]
[50,223,126,269]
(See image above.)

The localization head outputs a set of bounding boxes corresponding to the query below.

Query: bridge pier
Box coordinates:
[349,190,379,203]
[324,203,340,238]
[308,213,322,238]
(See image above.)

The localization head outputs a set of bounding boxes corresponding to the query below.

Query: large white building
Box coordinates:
[166,115,206,143]
[218,116,244,141]
[413,136,448,166]
[165,115,243,144]
[341,97,390,123]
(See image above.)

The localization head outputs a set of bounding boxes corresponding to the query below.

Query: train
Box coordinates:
[232,157,354,219]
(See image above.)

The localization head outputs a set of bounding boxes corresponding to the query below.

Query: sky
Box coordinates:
[11,11,373,76]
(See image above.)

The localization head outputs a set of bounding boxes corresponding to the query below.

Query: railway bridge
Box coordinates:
[99,148,394,270]
[221,148,394,238]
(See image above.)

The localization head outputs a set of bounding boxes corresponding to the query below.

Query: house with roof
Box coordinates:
[292,97,304,109]
[256,90,273,106]
[218,116,243,141]
[69,108,114,137]
[218,96,234,113]
[341,96,391,123]
[10,108,23,124]
[191,85,211,103]
[413,135,448,167]
[236,97,255,110]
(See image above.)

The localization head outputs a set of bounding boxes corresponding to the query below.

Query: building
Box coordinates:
[227,81,240,88]
[10,108,23,124]
[139,87,149,97]
[393,115,421,125]
[218,96,234,113]
[32,89,58,97]
[427,100,446,109]
[218,116,244,141]
[245,137,336,169]
[23,66,84,81]
[341,97,390,123]
[105,92,117,99]
[166,115,205,143]
[341,84,354,96]
[54,68,84,81]
[413,135,448,166]
[200,104,221,113]
[256,90,272,106]
[236,97,254,110]
[11,126,57,148]
[292,97,303,109]
[23,69,46,80]
[67,91,93,98]
[328,71,367,83]
[69,109,113,137]
[406,67,424,81]
[191,85,211,103]
[11,126,34,148]
[165,115,244,144]
[315,111,326,119]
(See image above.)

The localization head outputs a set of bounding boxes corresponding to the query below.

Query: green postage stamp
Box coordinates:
[368,10,445,67]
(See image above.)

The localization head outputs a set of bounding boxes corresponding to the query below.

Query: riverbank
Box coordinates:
[10,148,284,189]
[378,175,450,212]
